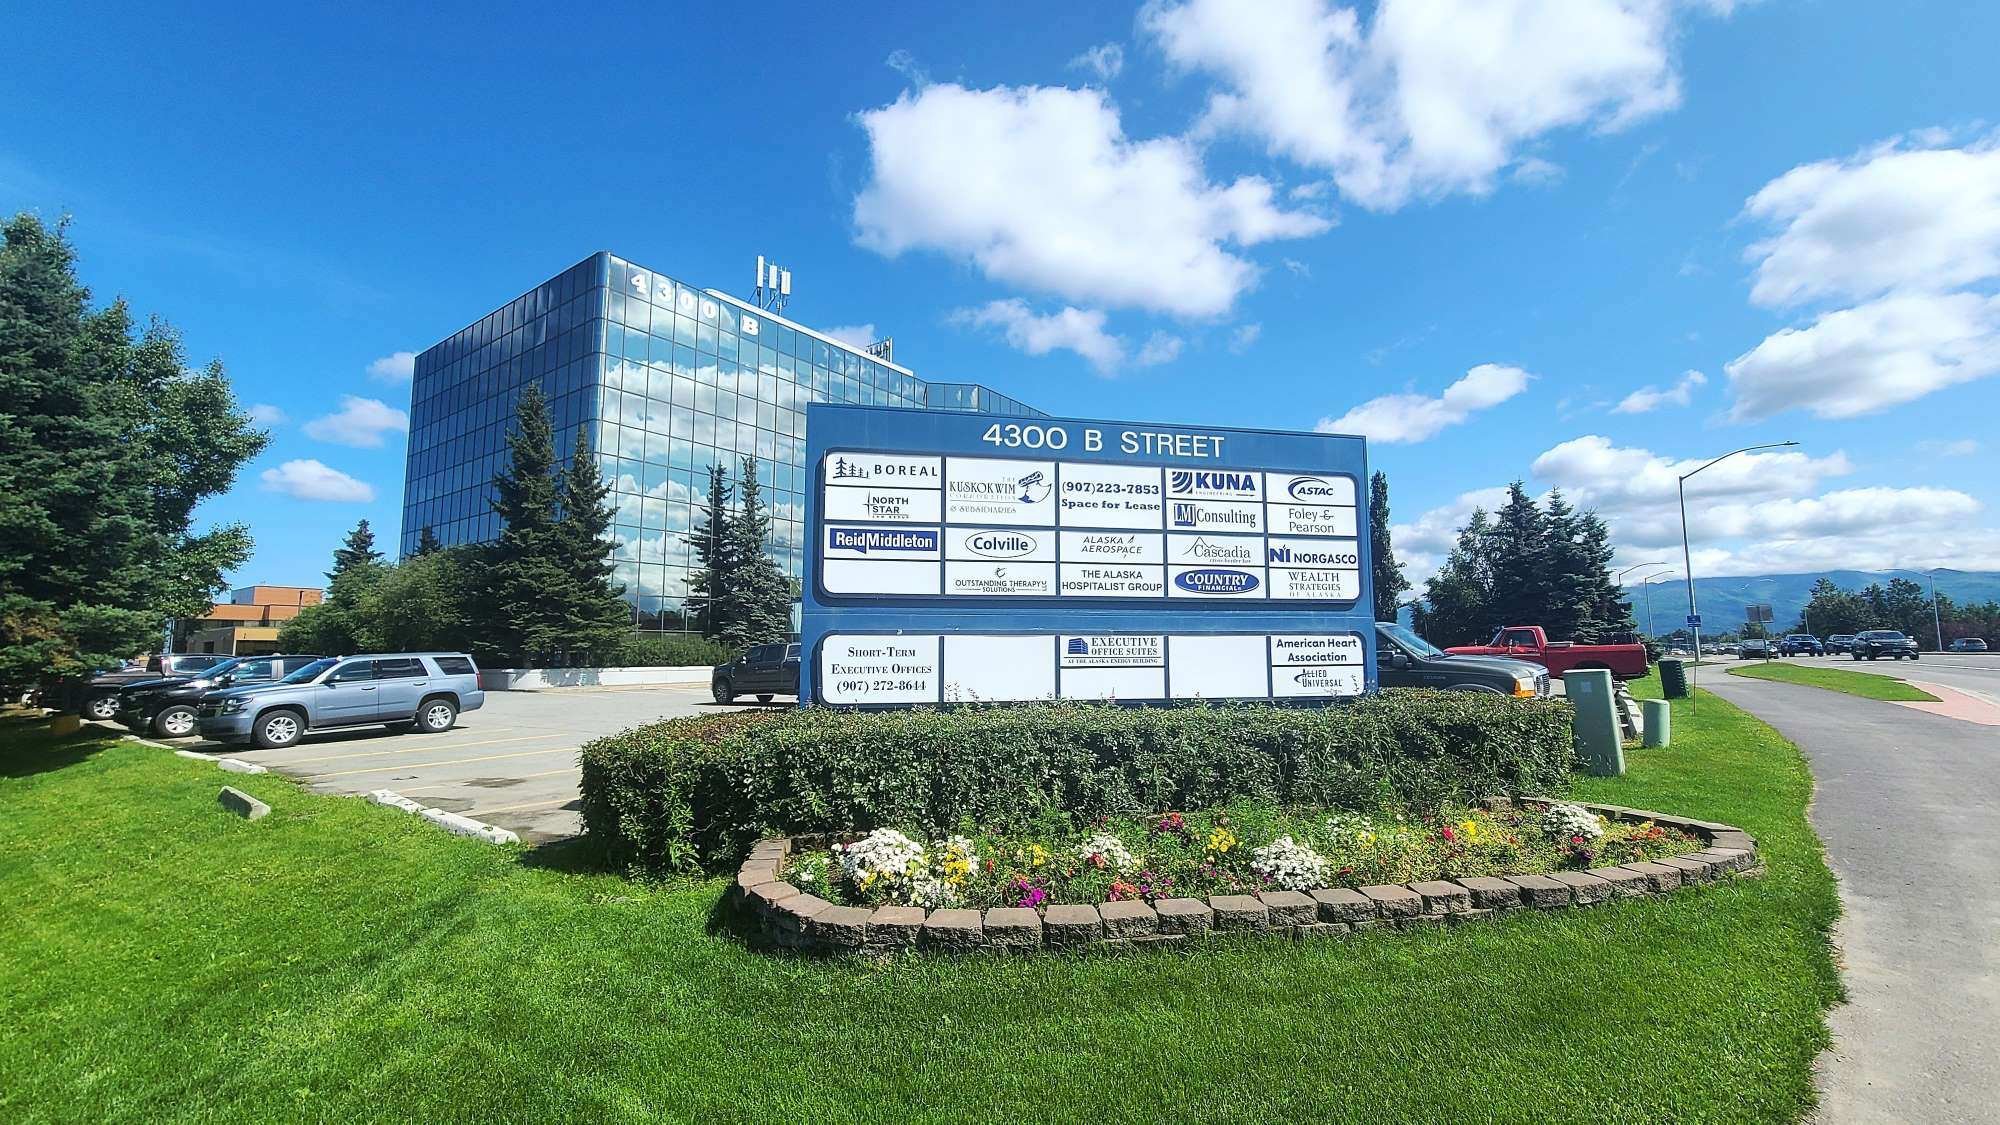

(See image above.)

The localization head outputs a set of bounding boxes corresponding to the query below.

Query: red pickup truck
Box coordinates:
[1445,625,1650,680]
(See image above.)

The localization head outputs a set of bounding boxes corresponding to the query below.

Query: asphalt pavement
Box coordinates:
[1703,671,2000,1124]
[174,684,764,842]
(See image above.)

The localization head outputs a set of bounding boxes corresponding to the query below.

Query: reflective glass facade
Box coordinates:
[401,252,1041,633]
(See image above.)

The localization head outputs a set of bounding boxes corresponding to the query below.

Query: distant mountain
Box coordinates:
[1629,569,2000,636]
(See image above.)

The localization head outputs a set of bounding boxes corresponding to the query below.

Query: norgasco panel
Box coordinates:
[801,404,1374,706]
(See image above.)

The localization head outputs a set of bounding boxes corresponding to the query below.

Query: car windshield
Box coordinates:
[279,658,340,684]
[1376,622,1446,660]
[196,657,247,678]
[1860,631,1903,640]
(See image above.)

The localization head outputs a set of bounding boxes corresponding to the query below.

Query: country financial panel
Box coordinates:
[816,452,1361,604]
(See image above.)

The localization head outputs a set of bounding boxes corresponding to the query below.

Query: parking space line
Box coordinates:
[465,795,579,817]
[317,746,580,779]
[394,767,578,795]
[277,733,549,765]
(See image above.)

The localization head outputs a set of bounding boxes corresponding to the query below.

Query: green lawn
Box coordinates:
[0,696,1840,1123]
[1725,659,1940,701]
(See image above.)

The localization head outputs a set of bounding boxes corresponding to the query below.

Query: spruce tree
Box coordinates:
[1421,508,1498,645]
[685,463,736,642]
[1573,510,1632,641]
[723,455,795,649]
[413,526,442,557]
[329,519,384,582]
[1540,490,1590,640]
[1367,471,1409,621]
[1485,482,1552,631]
[555,423,634,661]
[0,213,266,694]
[483,386,570,664]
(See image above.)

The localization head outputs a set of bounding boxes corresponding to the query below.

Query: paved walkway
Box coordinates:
[1704,674,2000,1124]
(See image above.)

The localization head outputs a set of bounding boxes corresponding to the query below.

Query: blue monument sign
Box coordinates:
[800,404,1375,706]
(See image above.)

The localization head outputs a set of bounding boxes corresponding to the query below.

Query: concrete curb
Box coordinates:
[368,789,520,845]
[218,786,271,820]
[737,798,1760,956]
[216,757,267,775]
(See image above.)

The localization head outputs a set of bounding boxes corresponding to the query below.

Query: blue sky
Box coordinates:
[7,1,1999,597]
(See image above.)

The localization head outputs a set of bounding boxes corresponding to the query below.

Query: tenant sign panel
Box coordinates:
[800,405,1374,706]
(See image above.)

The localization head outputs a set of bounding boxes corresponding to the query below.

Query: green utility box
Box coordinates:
[1565,668,1625,776]
[1660,658,1688,699]
[1641,699,1671,748]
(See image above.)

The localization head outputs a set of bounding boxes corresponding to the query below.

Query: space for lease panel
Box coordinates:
[815,452,1361,605]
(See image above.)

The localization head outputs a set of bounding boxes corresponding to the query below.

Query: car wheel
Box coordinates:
[252,710,303,749]
[153,705,197,739]
[1910,653,1920,661]
[416,698,459,733]
[757,693,774,703]
[713,679,736,704]
[83,694,120,721]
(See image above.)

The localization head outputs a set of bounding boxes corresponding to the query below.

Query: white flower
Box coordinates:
[1075,833,1134,871]
[1251,835,1330,891]
[1541,802,1605,841]
[838,828,927,885]
[1323,813,1378,845]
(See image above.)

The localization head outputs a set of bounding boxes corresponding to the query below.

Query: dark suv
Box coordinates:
[1853,630,1920,661]
[712,644,799,704]
[118,654,323,738]
[77,654,232,721]
[1777,634,1824,657]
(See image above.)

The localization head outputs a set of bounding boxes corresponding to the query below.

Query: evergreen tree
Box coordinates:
[723,455,795,649]
[1572,510,1633,641]
[1540,490,1590,641]
[482,386,570,664]
[1368,471,1409,622]
[1485,482,1552,630]
[1420,508,1498,645]
[685,463,736,642]
[413,526,443,557]
[0,213,266,694]
[555,423,634,661]
[328,518,384,582]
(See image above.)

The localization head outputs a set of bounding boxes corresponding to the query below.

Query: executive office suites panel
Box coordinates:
[800,404,1373,707]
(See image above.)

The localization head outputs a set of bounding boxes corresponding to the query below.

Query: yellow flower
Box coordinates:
[1207,827,1238,854]
[1460,820,1480,842]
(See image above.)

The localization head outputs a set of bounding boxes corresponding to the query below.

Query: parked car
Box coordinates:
[1825,634,1859,655]
[1444,625,1650,680]
[712,643,800,704]
[118,654,324,738]
[196,653,484,748]
[1738,638,1771,658]
[1777,634,1824,657]
[76,653,233,721]
[1852,630,1920,661]
[1716,643,1741,655]
[1374,623,1548,697]
[1948,638,1989,653]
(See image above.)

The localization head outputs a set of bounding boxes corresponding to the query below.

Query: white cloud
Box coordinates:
[1918,438,1980,457]
[1144,0,1698,210]
[303,395,410,448]
[884,49,929,87]
[366,350,416,383]
[1530,434,1851,514]
[1613,369,1707,414]
[1316,362,1530,442]
[1282,258,1311,278]
[259,459,374,502]
[822,324,879,349]
[1135,331,1184,367]
[1069,43,1125,81]
[247,403,287,426]
[854,83,1330,317]
[1743,136,2000,309]
[1392,485,1511,590]
[1511,156,1565,186]
[950,300,1126,373]
[1229,323,1263,353]
[1723,292,2000,420]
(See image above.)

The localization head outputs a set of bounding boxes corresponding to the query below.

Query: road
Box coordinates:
[1703,671,2000,1124]
[1829,652,2000,706]
[178,685,763,842]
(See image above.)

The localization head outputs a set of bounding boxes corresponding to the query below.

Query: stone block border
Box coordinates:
[731,797,1760,956]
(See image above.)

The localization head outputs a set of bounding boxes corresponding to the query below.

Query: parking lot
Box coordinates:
[177,684,766,842]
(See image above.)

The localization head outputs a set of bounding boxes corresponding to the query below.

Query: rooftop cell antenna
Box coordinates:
[754,255,791,313]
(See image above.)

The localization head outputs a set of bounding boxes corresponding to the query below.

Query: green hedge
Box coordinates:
[578,692,1576,876]
[616,634,736,668]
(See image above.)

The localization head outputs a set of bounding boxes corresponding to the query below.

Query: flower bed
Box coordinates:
[732,797,1761,956]
[781,802,1699,912]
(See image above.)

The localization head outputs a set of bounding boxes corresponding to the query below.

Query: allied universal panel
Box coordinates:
[799,404,1375,706]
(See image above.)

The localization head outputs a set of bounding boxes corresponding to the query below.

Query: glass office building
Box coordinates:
[400,251,1042,632]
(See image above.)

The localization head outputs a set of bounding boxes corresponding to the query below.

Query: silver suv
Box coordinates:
[196,653,485,749]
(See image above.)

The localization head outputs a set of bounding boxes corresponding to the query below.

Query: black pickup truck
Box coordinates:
[1375,622,1550,698]
[76,653,233,721]
[712,643,800,704]
[1852,630,1920,661]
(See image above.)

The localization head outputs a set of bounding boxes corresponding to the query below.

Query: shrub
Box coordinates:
[616,633,736,668]
[578,691,1577,876]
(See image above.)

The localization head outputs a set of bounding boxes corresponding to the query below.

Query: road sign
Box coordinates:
[1746,603,1773,623]
[801,404,1374,707]
[1685,614,1703,628]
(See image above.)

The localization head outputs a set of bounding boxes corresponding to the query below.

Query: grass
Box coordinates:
[0,692,1841,1124]
[1725,659,1940,701]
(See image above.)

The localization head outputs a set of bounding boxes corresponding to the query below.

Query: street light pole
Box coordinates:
[1643,572,1677,637]
[1678,441,1800,694]
[1886,568,1947,651]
